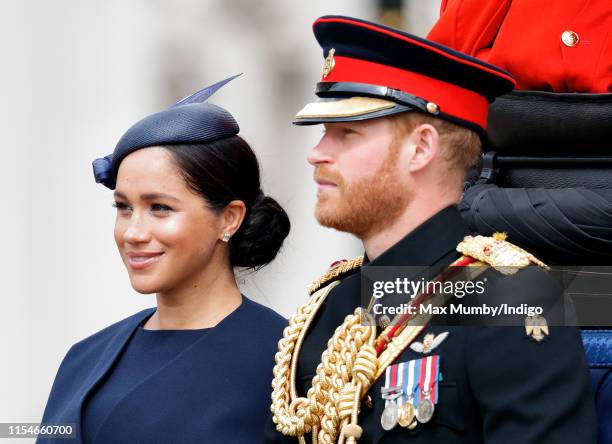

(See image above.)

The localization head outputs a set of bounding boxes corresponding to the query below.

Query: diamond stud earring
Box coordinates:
[222,232,231,242]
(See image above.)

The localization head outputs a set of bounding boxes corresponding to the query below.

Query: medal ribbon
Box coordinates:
[416,355,440,404]
[418,357,429,404]
[383,366,391,408]
[397,361,405,404]
[403,359,415,405]
[431,355,440,403]
[385,357,441,408]
[412,359,421,407]
[383,361,401,408]
[392,361,398,400]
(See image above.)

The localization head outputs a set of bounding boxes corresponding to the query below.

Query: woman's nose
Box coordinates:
[122,214,151,244]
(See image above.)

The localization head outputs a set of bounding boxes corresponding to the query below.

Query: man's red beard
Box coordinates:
[313,140,411,239]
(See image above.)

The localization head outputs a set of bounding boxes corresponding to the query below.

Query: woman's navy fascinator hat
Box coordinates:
[92,74,242,190]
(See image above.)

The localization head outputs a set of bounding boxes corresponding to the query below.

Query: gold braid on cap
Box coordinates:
[271,257,376,444]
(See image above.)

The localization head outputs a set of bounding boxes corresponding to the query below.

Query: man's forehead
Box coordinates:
[323,118,391,132]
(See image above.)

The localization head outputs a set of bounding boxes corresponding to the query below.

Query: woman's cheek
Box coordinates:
[152,213,184,245]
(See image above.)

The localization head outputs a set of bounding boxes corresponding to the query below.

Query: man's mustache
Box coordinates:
[314,168,344,187]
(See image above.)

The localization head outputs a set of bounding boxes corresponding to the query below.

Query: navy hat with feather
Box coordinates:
[92,74,241,190]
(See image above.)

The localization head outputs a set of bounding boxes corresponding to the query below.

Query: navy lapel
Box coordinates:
[82,299,255,441]
[72,308,154,444]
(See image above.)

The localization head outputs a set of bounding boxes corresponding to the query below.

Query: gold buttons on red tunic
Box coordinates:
[561,30,580,47]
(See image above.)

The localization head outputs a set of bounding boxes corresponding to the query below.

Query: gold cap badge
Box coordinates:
[322,48,336,78]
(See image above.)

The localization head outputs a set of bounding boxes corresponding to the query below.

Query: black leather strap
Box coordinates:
[316,82,432,113]
[486,91,612,154]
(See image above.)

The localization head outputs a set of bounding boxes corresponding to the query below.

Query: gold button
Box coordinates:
[426,102,439,114]
[561,30,579,47]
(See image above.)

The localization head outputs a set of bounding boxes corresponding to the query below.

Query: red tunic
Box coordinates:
[427,0,612,93]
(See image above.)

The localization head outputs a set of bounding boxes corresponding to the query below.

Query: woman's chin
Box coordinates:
[129,279,162,295]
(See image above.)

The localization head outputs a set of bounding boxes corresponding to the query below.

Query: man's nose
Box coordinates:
[307,133,334,166]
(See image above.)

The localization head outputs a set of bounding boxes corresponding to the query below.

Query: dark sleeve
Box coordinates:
[40,344,78,423]
[465,271,597,443]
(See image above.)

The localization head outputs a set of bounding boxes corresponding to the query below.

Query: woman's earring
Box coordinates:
[222,232,231,243]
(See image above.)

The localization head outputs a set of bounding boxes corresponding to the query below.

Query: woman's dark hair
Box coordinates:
[162,136,290,269]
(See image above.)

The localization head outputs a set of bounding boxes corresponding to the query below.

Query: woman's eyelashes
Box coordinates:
[112,202,174,214]
[150,203,173,213]
[113,201,131,213]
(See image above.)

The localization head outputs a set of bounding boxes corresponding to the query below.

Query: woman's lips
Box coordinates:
[126,252,164,270]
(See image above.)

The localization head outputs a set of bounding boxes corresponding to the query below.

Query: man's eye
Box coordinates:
[151,203,173,213]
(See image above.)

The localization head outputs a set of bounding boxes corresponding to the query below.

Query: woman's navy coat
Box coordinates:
[38,297,285,443]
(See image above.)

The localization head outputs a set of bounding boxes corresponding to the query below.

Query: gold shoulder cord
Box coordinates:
[270,256,478,444]
[271,235,545,444]
[272,257,376,444]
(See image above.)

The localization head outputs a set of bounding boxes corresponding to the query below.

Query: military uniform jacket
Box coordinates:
[264,206,597,443]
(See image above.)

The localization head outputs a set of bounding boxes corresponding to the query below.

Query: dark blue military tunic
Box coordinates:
[264,206,597,443]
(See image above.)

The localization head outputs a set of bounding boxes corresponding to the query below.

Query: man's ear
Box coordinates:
[219,200,247,240]
[407,123,440,173]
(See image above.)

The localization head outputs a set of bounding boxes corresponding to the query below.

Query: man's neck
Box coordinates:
[362,195,458,260]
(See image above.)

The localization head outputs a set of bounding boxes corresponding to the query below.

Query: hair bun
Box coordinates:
[229,192,290,269]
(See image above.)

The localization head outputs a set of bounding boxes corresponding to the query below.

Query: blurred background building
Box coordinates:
[0,0,440,436]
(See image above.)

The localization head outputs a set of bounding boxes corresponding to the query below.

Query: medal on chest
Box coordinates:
[380,355,441,431]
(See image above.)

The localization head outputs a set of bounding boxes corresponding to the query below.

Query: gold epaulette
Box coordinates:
[456,232,549,275]
[307,256,364,295]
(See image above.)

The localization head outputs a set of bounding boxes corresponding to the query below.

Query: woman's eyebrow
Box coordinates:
[113,190,128,200]
[113,190,181,202]
[140,192,181,202]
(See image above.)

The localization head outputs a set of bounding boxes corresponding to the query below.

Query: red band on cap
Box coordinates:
[322,55,489,129]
